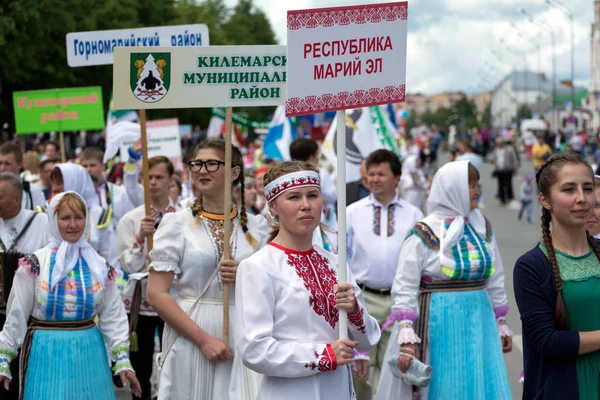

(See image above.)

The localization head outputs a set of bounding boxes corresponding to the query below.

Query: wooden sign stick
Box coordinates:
[222,107,234,345]
[59,132,66,162]
[139,109,153,251]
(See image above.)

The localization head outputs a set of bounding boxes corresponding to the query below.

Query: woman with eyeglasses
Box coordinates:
[147,140,270,400]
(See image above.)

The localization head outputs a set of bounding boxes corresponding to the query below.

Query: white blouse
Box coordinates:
[236,243,381,400]
[0,247,133,379]
[390,213,511,343]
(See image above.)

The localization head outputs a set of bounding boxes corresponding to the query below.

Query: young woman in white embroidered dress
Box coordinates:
[146,140,269,400]
[236,161,381,400]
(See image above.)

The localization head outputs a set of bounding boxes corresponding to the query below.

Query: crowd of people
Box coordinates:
[0,119,599,400]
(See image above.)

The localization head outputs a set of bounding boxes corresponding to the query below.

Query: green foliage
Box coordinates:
[0,0,278,132]
[514,104,532,123]
[413,94,483,131]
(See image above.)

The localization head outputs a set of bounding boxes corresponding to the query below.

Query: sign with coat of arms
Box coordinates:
[130,53,171,103]
[113,45,286,110]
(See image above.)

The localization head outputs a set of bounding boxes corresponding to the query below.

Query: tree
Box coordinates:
[515,104,532,122]
[0,0,280,134]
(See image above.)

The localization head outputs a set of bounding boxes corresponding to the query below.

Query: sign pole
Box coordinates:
[139,109,153,250]
[59,132,66,162]
[336,110,348,340]
[222,107,233,345]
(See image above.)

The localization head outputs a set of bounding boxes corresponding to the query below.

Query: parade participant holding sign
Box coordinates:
[376,161,512,400]
[117,156,180,400]
[236,161,380,400]
[0,144,46,211]
[147,139,269,400]
[0,191,141,399]
[80,147,135,268]
[346,149,423,400]
[0,172,50,400]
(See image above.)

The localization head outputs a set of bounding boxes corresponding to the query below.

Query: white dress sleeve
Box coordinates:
[0,264,36,379]
[319,168,337,206]
[117,213,147,275]
[486,236,512,337]
[148,212,183,274]
[236,258,336,378]
[347,270,381,351]
[97,279,134,375]
[123,161,145,208]
[390,234,426,345]
[113,185,134,220]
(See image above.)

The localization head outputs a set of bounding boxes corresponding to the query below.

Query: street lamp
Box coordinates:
[518,7,557,112]
[510,22,543,112]
[546,0,575,106]
[499,39,529,105]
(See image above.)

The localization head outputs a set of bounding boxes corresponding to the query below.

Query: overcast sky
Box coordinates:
[225,0,596,95]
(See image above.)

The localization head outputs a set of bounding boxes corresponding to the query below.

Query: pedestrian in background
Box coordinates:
[518,174,534,224]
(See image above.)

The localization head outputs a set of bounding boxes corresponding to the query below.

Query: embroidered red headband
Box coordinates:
[263,171,320,203]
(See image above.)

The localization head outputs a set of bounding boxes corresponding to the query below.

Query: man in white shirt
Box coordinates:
[0,172,50,400]
[0,143,46,211]
[117,156,180,400]
[347,149,423,400]
[80,147,135,269]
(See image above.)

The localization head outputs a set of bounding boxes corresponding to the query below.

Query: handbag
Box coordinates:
[386,350,433,387]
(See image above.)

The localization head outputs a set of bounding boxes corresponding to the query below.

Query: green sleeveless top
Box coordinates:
[539,242,600,400]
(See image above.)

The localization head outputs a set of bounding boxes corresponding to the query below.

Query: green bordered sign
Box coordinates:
[130,52,171,103]
[13,87,105,134]
[113,45,286,110]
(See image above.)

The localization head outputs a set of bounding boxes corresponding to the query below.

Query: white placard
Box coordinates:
[112,45,286,110]
[286,2,408,116]
[66,24,209,67]
[119,118,183,170]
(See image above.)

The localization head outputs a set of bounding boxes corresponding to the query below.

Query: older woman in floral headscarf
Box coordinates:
[376,161,512,399]
[0,191,141,399]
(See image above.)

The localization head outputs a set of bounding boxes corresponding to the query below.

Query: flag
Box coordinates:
[263,106,297,161]
[207,116,225,139]
[106,91,138,132]
[322,106,400,183]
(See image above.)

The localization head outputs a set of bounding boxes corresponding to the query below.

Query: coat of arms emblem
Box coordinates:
[130,53,170,103]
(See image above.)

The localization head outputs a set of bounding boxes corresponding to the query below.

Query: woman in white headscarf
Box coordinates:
[50,163,108,259]
[0,191,141,399]
[375,161,512,400]
[399,154,428,211]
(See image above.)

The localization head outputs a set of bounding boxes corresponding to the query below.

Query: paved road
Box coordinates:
[480,155,539,400]
[117,155,536,400]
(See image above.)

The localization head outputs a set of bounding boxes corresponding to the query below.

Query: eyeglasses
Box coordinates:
[188,159,225,173]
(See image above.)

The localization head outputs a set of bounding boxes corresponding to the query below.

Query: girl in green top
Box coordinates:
[537,153,600,399]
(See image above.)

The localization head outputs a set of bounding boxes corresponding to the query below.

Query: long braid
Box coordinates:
[541,207,569,329]
[191,193,203,225]
[239,176,258,248]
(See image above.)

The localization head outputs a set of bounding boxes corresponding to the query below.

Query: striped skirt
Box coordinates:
[22,325,115,400]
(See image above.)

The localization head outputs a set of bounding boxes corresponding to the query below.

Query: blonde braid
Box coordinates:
[239,176,258,248]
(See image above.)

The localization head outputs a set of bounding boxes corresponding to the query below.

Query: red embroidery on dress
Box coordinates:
[304,345,336,372]
[373,206,381,236]
[286,250,339,329]
[387,204,395,237]
[348,306,366,334]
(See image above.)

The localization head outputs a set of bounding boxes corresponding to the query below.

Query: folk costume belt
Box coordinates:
[416,279,486,365]
[358,284,391,296]
[20,317,96,399]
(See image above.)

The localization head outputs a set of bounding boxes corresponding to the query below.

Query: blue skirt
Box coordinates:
[427,289,511,399]
[23,325,115,400]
